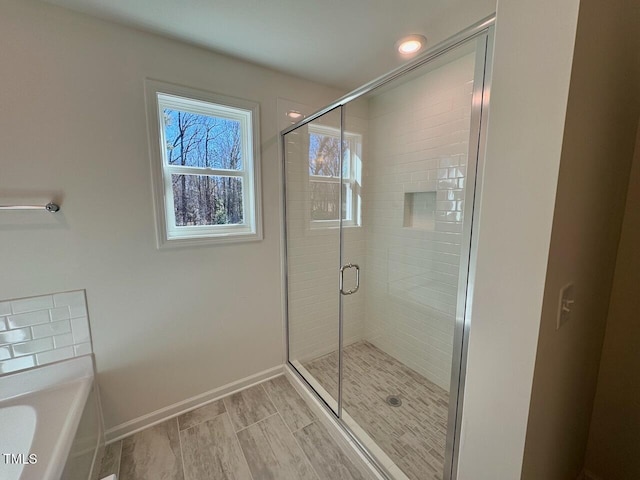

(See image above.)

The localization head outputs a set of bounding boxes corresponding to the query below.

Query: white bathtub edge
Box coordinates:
[0,355,96,480]
[0,355,94,402]
[45,376,93,480]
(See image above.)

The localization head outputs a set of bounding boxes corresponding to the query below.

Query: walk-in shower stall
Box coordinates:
[281,18,494,480]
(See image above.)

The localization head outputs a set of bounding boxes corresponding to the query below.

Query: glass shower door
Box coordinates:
[339,40,482,480]
[282,20,493,480]
[284,106,342,413]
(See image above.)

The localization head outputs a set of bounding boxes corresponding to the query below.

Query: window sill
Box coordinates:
[158,230,263,249]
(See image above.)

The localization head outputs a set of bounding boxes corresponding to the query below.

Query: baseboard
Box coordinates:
[104,364,284,443]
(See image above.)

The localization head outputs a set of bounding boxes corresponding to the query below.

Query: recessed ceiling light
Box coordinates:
[396,34,427,55]
[286,110,304,120]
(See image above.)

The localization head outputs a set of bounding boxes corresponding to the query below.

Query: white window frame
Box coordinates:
[307,124,362,229]
[145,79,262,248]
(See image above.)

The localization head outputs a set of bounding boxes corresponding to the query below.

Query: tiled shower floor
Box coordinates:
[303,341,449,480]
[98,375,372,480]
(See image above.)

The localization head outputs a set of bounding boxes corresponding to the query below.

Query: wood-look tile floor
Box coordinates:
[303,341,449,480]
[99,375,370,480]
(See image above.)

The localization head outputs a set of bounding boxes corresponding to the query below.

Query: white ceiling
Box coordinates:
[41,0,495,90]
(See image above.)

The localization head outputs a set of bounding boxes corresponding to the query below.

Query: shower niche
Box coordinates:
[282,19,493,480]
[403,191,437,229]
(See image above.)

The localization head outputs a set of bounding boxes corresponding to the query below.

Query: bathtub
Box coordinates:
[0,355,101,480]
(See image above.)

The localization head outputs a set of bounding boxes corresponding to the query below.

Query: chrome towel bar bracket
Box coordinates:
[0,202,61,213]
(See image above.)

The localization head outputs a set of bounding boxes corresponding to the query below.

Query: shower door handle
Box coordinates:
[339,263,360,295]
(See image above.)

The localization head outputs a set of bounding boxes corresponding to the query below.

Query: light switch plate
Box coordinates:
[557,282,575,330]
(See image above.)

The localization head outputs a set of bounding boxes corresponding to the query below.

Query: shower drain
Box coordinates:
[385,395,403,407]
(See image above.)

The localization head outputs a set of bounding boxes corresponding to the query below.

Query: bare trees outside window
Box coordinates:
[307,126,362,227]
[308,132,343,221]
[146,80,261,247]
[163,109,244,226]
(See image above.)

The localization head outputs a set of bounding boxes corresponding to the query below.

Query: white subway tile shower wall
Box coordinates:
[0,290,92,374]
[362,52,476,391]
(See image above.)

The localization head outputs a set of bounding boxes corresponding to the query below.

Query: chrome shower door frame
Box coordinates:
[281,15,495,480]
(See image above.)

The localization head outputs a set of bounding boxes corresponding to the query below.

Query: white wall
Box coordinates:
[456,1,582,478]
[521,0,640,478]
[0,0,342,436]
[363,51,476,391]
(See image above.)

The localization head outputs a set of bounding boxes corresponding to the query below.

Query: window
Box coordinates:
[146,80,261,247]
[308,125,362,228]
